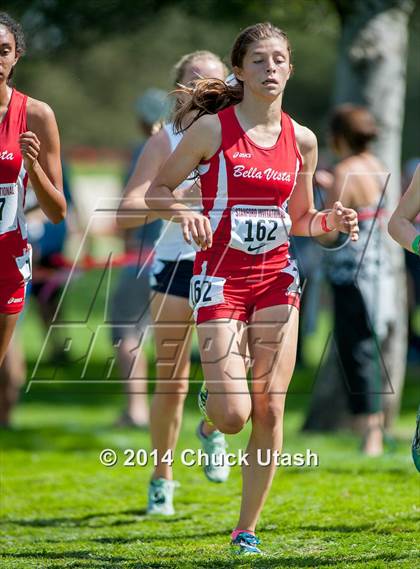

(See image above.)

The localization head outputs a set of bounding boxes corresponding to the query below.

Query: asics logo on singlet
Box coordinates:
[233,152,252,159]
[233,165,291,182]
[0,150,14,160]
[7,297,23,304]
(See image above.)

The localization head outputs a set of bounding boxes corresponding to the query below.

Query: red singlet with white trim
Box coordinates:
[190,105,302,324]
[0,89,31,314]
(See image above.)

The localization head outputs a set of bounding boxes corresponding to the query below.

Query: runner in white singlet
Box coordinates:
[116,51,228,515]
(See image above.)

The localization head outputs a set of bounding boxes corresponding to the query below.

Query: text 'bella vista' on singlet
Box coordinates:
[196,105,302,273]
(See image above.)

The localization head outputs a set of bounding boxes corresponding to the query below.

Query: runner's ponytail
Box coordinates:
[173,78,243,133]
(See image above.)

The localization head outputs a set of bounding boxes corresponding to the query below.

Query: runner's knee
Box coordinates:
[154,379,189,405]
[253,400,285,430]
[213,409,248,434]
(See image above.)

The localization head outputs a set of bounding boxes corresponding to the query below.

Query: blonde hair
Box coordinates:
[171,50,228,119]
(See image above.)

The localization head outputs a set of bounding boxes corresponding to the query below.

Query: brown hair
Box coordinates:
[330,104,378,153]
[173,22,291,133]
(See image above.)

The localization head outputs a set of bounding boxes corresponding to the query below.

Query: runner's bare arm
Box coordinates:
[145,115,221,249]
[288,126,319,235]
[388,164,420,253]
[23,98,66,224]
[116,129,170,228]
[145,115,220,215]
[317,162,356,243]
[289,123,358,239]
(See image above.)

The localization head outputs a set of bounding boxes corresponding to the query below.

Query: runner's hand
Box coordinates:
[178,210,213,250]
[19,131,41,171]
[327,201,359,241]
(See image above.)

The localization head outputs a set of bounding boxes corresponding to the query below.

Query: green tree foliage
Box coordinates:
[3,1,418,158]
[7,4,339,150]
[4,1,335,52]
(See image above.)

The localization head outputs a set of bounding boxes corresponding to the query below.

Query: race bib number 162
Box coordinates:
[229,204,291,255]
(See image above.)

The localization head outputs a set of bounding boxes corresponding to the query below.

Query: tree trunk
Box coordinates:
[303,0,414,431]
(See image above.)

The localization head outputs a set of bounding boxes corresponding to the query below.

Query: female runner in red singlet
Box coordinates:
[146,23,359,554]
[0,13,66,366]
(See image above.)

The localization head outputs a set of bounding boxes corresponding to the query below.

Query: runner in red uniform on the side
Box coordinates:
[0,13,66,366]
[146,23,359,555]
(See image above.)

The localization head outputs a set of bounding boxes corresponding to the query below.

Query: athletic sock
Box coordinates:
[231,529,255,541]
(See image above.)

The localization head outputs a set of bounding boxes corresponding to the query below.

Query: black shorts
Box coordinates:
[150,259,193,299]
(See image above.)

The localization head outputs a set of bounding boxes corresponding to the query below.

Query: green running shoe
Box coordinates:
[198,383,213,426]
[146,478,179,515]
[197,420,230,483]
[412,405,420,473]
[231,532,262,555]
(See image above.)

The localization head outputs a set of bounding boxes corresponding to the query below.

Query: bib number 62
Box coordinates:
[189,275,226,311]
[192,279,212,304]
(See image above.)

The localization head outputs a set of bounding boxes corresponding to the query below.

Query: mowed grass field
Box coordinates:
[1,267,419,569]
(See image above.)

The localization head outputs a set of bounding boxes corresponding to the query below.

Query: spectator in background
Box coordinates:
[127,89,169,180]
[109,88,166,427]
[321,104,392,456]
[290,179,324,367]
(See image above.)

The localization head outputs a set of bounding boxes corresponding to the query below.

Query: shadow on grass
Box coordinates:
[1,550,413,569]
[92,528,229,544]
[121,551,414,568]
[0,551,128,562]
[1,509,215,530]
[0,509,147,528]
[300,522,418,534]
[0,540,412,569]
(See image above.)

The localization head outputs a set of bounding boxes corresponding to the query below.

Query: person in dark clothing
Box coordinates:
[322,104,392,456]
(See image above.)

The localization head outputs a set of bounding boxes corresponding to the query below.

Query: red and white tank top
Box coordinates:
[0,89,29,277]
[196,105,302,273]
[0,89,28,242]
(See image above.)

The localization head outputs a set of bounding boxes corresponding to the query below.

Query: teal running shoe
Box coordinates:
[231,532,262,555]
[198,383,213,426]
[197,420,230,483]
[146,478,179,515]
[412,405,420,473]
